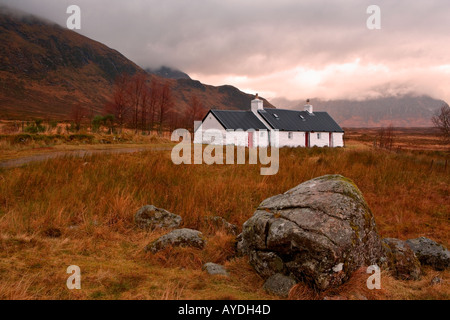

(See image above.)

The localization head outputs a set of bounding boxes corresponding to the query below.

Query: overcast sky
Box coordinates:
[2,0,450,103]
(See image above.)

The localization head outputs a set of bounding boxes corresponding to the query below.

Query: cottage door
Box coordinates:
[248,132,253,148]
[305,132,309,148]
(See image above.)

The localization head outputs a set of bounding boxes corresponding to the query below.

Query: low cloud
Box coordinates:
[1,0,449,102]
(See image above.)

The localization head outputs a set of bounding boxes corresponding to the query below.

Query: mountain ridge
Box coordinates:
[145,66,191,80]
[270,95,448,127]
[0,8,274,120]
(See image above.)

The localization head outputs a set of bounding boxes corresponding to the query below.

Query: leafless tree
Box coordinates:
[185,94,206,132]
[158,81,173,135]
[432,104,450,144]
[71,104,88,132]
[105,73,131,132]
[376,124,395,150]
[127,73,148,132]
[148,78,162,133]
[385,125,395,150]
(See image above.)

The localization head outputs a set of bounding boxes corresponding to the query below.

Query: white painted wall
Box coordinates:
[225,130,249,147]
[194,113,226,144]
[309,132,329,147]
[332,132,345,147]
[278,131,306,147]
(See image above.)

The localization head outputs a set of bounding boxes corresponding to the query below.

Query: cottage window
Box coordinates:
[288,132,293,139]
[317,133,321,139]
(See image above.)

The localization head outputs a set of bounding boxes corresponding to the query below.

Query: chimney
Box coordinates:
[304,99,313,113]
[251,93,264,113]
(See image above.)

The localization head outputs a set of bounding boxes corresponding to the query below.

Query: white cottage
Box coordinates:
[194,95,344,148]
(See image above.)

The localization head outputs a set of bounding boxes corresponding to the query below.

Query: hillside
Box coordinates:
[271,96,448,128]
[0,7,273,120]
[146,66,191,80]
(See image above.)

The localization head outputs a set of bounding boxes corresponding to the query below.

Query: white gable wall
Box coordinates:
[194,113,226,145]
[309,132,330,147]
[331,132,344,147]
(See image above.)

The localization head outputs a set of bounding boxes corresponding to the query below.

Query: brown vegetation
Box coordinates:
[0,129,448,300]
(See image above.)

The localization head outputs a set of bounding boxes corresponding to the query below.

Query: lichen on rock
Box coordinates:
[238,174,386,291]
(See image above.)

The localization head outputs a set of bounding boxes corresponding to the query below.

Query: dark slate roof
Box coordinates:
[258,109,344,132]
[208,110,268,131]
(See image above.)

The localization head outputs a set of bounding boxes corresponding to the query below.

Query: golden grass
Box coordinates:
[0,132,174,161]
[0,137,448,300]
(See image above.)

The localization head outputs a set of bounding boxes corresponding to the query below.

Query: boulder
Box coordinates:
[405,237,450,270]
[236,233,249,256]
[203,263,229,276]
[382,238,421,280]
[238,175,385,291]
[146,228,206,253]
[263,273,297,298]
[135,205,182,230]
[206,216,239,236]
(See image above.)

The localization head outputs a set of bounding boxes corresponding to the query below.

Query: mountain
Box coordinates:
[146,66,191,80]
[270,96,448,127]
[0,7,273,120]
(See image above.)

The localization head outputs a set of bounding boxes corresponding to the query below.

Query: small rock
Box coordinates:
[135,205,182,230]
[206,216,239,236]
[431,276,442,285]
[406,237,450,271]
[146,228,206,254]
[382,238,421,280]
[263,273,297,298]
[203,263,229,276]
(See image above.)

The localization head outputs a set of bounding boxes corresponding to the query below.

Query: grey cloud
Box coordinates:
[1,0,449,101]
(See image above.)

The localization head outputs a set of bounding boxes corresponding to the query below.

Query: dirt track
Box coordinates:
[0,147,172,169]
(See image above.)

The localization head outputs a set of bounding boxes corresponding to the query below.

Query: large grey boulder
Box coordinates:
[238,175,385,291]
[146,228,206,253]
[382,238,421,280]
[405,237,450,270]
[263,273,297,298]
[135,205,182,230]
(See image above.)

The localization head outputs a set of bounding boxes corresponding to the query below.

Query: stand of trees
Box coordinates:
[104,72,206,135]
[105,73,172,134]
[67,72,207,134]
[375,125,395,150]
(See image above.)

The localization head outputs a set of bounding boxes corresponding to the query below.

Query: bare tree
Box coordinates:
[127,73,148,132]
[185,94,205,132]
[385,125,395,151]
[140,84,150,132]
[432,104,450,144]
[376,124,395,150]
[376,127,386,149]
[148,79,162,133]
[158,81,173,135]
[105,73,131,132]
[71,104,88,132]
